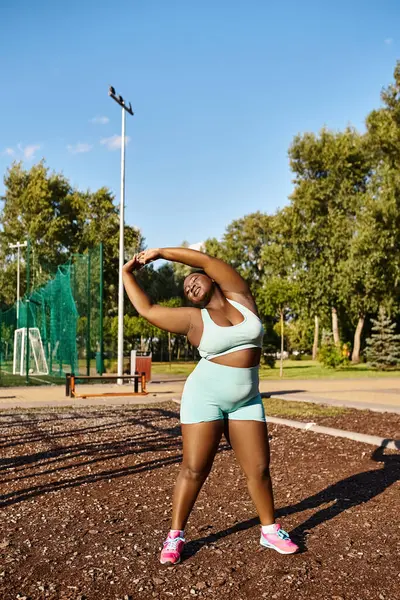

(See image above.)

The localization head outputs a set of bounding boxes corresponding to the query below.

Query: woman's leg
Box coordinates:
[227,419,275,525]
[171,420,224,530]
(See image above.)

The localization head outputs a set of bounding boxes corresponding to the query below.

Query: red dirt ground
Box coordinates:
[0,403,399,600]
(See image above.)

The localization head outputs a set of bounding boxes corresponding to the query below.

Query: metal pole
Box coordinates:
[99,242,104,375]
[108,86,133,385]
[17,245,20,322]
[25,239,31,384]
[86,252,91,376]
[280,308,284,379]
[117,108,126,384]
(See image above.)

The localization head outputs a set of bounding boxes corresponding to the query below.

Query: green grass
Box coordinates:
[260,360,400,379]
[0,373,63,387]
[260,359,400,379]
[263,397,349,419]
[151,362,199,376]
[151,359,400,380]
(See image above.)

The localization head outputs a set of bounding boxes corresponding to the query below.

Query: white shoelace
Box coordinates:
[164,537,184,551]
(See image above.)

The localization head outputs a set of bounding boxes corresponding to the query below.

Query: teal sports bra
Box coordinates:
[198,298,264,361]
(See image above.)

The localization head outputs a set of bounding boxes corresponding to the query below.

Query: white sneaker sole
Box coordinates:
[260,537,298,555]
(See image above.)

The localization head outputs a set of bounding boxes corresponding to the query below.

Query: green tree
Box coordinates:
[259,277,297,377]
[364,60,400,311]
[336,61,400,362]
[284,317,315,355]
[79,187,143,317]
[0,162,143,316]
[205,210,300,372]
[365,307,400,370]
[205,212,274,287]
[170,241,193,282]
[258,209,300,375]
[288,127,371,354]
[0,161,85,302]
[337,195,388,362]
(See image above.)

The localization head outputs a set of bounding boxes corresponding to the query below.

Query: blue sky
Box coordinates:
[1,0,399,249]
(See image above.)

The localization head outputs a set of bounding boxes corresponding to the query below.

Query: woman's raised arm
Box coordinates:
[122,256,195,335]
[138,247,250,295]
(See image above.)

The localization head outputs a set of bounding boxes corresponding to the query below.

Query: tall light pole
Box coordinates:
[108,86,134,384]
[8,241,28,323]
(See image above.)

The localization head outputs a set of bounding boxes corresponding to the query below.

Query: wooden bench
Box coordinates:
[65,372,148,399]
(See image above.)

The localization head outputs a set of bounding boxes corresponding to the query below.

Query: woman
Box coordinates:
[123,247,298,565]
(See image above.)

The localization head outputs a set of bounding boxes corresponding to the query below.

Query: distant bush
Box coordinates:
[318,334,350,369]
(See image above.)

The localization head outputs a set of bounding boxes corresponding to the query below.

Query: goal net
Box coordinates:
[13,327,49,376]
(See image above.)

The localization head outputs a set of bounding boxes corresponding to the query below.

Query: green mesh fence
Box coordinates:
[0,246,103,385]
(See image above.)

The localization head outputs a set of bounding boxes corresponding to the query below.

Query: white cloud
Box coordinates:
[100,134,131,151]
[67,142,93,154]
[384,38,393,45]
[91,116,110,125]
[3,144,41,160]
[18,144,41,160]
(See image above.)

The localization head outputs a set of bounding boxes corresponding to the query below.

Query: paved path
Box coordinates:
[259,378,400,414]
[1,376,400,413]
[0,380,178,409]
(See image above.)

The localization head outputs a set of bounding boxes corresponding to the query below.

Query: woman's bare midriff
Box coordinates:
[209,347,261,368]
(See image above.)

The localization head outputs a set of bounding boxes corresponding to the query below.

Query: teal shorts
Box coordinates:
[180,359,265,424]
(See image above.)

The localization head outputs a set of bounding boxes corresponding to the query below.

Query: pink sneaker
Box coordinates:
[260,524,299,554]
[160,531,185,565]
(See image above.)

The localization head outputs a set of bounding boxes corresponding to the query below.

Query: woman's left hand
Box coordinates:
[136,248,161,266]
[122,255,144,273]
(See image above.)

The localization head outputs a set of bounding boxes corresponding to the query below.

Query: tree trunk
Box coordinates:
[331,307,340,346]
[280,309,284,378]
[312,315,319,360]
[352,316,365,363]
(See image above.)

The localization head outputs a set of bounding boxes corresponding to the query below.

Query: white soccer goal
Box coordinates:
[13,327,49,376]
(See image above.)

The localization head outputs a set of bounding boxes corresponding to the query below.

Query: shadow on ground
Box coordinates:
[184,440,400,558]
[261,391,305,398]
[0,407,227,508]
